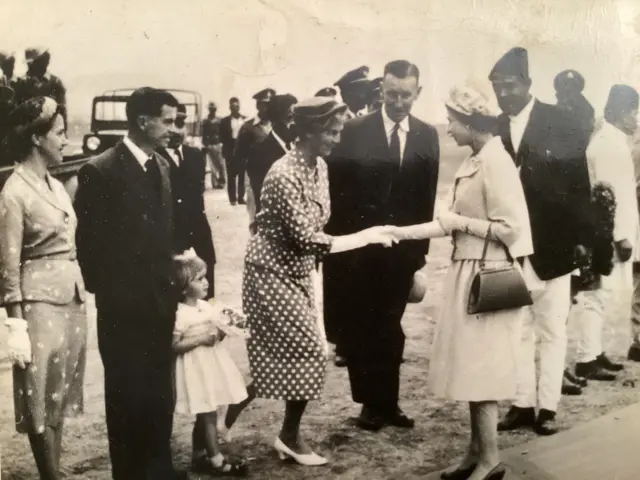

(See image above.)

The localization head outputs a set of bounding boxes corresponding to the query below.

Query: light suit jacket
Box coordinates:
[448,136,533,262]
[0,164,85,306]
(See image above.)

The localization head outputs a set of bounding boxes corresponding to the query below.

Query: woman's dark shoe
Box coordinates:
[440,463,476,480]
[597,352,624,371]
[201,456,249,477]
[497,406,535,431]
[480,463,507,480]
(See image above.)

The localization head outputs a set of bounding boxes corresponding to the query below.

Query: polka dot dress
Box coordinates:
[243,148,332,401]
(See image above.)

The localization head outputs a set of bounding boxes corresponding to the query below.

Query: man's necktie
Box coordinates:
[390,123,401,167]
[173,148,183,166]
[145,156,161,198]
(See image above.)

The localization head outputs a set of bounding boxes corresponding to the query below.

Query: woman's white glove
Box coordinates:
[5,318,31,368]
[437,212,468,235]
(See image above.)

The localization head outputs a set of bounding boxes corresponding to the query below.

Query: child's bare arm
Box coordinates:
[172,331,217,354]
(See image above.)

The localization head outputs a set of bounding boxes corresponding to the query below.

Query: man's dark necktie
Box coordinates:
[390,123,401,167]
[173,148,183,166]
[145,156,162,199]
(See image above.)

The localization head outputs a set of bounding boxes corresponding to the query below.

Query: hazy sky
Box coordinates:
[2,0,640,123]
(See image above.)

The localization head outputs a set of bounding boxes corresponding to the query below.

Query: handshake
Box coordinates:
[360,225,403,248]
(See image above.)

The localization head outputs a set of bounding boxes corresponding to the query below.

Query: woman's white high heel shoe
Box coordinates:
[273,437,328,466]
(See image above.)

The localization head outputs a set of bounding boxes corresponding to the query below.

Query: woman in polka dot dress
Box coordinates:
[0,98,87,479]
[243,97,397,466]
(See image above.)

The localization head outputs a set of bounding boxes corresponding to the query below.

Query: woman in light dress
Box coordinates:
[0,97,87,480]
[392,85,533,480]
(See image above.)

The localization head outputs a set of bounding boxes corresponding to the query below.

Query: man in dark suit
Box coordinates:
[75,87,186,479]
[324,60,440,431]
[219,97,247,205]
[245,93,297,217]
[489,47,593,436]
[159,103,216,297]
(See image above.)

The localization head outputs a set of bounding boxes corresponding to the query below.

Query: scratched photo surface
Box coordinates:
[2,1,640,479]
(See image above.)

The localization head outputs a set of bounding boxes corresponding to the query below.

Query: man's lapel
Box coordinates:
[116,142,156,206]
[156,153,173,216]
[498,114,516,161]
[516,100,540,162]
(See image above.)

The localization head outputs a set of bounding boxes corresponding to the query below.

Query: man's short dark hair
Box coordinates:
[384,60,420,82]
[126,87,179,130]
[229,97,239,103]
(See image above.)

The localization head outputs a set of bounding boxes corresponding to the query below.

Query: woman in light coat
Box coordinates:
[392,85,533,480]
[0,97,87,480]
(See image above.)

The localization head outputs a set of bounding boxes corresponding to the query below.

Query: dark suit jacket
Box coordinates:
[246,131,287,214]
[220,115,246,161]
[159,145,216,298]
[75,141,176,320]
[498,100,593,280]
[326,109,440,271]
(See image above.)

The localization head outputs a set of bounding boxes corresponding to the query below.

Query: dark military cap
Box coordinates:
[334,65,370,90]
[554,70,585,93]
[315,86,338,98]
[605,84,639,113]
[176,104,187,117]
[489,47,529,81]
[25,47,49,65]
[294,97,348,124]
[252,88,276,102]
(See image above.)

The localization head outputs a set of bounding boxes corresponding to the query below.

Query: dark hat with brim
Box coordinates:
[554,69,585,93]
[315,87,338,98]
[0,85,14,103]
[273,93,298,109]
[489,47,529,81]
[334,65,370,90]
[294,97,348,125]
[252,88,276,102]
[25,48,49,65]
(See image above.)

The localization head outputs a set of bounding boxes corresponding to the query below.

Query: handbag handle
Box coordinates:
[479,223,514,269]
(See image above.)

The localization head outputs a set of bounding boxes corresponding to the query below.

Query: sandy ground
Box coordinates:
[2,140,640,479]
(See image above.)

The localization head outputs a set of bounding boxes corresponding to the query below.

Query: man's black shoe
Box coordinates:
[385,407,415,428]
[597,353,624,372]
[356,405,386,432]
[628,345,640,362]
[534,409,558,436]
[497,406,535,431]
[575,360,617,381]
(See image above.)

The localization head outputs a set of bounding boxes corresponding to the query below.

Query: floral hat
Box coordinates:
[10,96,60,135]
[445,84,499,118]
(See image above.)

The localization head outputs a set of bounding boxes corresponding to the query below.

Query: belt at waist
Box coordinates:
[23,252,78,263]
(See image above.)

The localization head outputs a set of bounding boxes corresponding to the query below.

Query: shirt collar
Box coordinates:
[123,135,152,170]
[381,106,410,134]
[510,96,536,123]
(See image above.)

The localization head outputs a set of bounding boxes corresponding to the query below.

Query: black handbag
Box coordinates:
[467,225,533,314]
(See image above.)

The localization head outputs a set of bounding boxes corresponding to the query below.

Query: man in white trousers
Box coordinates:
[490,48,593,436]
[575,85,639,380]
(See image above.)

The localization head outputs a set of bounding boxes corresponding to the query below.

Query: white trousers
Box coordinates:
[514,262,571,412]
[576,260,633,362]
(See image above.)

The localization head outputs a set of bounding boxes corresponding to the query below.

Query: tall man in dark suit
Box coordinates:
[219,97,247,205]
[75,88,187,479]
[159,103,216,297]
[489,48,593,436]
[324,60,440,431]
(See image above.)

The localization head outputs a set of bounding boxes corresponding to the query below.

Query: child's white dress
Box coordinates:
[174,300,248,415]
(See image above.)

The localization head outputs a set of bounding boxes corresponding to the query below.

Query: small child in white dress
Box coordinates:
[172,250,254,477]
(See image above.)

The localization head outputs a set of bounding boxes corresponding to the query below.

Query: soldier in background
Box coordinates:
[315,86,337,99]
[334,65,371,119]
[14,48,67,125]
[367,76,383,112]
[554,69,596,144]
[219,97,247,205]
[235,87,275,212]
[0,52,16,88]
[201,101,225,189]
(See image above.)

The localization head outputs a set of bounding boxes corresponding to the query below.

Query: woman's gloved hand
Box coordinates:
[5,318,31,369]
